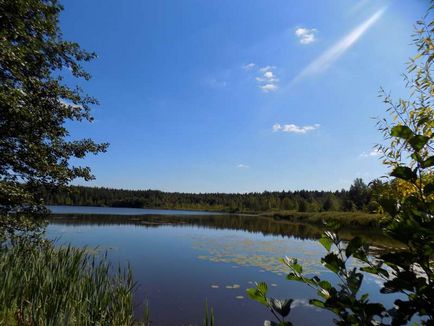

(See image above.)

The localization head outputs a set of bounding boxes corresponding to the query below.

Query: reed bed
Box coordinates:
[0,241,139,325]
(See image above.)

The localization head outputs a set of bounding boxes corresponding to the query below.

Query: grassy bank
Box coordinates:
[0,240,144,325]
[260,211,382,228]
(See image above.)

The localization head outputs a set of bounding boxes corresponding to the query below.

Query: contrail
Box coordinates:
[292,7,386,84]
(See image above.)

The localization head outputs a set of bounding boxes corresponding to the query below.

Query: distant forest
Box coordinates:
[42,178,382,213]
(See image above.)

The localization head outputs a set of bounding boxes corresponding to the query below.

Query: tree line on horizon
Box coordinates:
[42,178,388,213]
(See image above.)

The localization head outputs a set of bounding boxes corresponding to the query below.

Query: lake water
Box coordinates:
[48,205,223,216]
[47,206,395,326]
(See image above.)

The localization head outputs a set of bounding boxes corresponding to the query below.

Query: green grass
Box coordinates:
[0,240,142,326]
[203,299,215,326]
[260,210,382,228]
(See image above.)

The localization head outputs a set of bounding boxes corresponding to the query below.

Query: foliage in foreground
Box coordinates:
[0,1,144,325]
[248,4,434,326]
[0,0,107,239]
[248,226,386,326]
[0,241,138,326]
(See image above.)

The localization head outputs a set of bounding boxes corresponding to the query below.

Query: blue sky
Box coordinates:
[61,0,426,193]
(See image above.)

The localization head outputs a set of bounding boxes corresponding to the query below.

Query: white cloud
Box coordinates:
[243,64,279,92]
[259,66,276,73]
[360,148,381,158]
[291,298,322,311]
[261,84,278,92]
[264,71,273,79]
[242,63,256,71]
[291,299,310,308]
[272,123,282,132]
[295,27,317,45]
[258,66,278,92]
[237,164,249,169]
[273,123,320,134]
[293,7,386,83]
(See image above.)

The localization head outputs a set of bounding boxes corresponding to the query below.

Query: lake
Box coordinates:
[47,206,396,326]
[48,205,223,216]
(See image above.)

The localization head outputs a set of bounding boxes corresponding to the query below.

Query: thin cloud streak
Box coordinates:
[292,7,386,84]
[242,63,256,71]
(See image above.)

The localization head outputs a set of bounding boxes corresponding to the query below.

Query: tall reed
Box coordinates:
[0,240,136,325]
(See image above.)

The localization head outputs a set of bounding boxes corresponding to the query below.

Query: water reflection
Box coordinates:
[47,212,401,325]
[50,213,401,248]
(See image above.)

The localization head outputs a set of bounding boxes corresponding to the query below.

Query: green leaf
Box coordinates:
[256,282,268,295]
[390,125,413,140]
[291,263,303,274]
[321,253,344,274]
[317,288,331,299]
[309,299,325,308]
[361,266,378,274]
[411,152,423,163]
[362,265,389,278]
[408,135,430,151]
[345,237,363,257]
[391,166,417,181]
[286,273,303,282]
[421,156,434,168]
[246,288,268,306]
[424,183,434,196]
[318,280,332,290]
[347,270,363,293]
[379,197,399,217]
[319,236,332,251]
[360,293,369,302]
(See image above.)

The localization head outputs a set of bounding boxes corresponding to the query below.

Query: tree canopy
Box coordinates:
[0,0,107,238]
[40,182,379,214]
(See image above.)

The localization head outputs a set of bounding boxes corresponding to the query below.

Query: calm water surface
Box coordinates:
[48,205,222,216]
[47,206,394,326]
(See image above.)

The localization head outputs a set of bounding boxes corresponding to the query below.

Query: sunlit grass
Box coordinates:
[0,241,142,325]
[262,211,381,227]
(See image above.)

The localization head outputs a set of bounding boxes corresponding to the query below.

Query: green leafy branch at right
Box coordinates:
[282,225,387,326]
[247,281,293,326]
[248,2,434,325]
